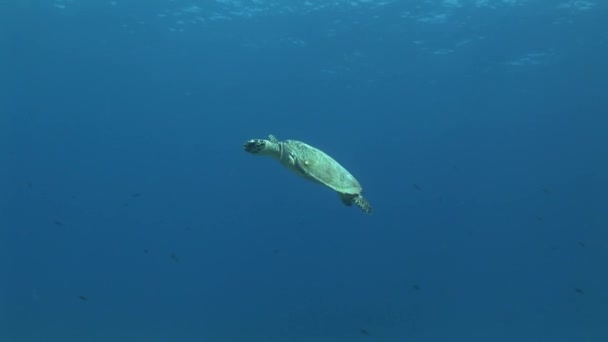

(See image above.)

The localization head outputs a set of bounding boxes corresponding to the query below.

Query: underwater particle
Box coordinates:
[144,249,149,254]
[170,252,179,263]
[273,249,280,255]
[54,220,63,226]
[413,183,421,191]
[575,288,584,295]
[359,329,370,335]
[412,284,421,291]
[131,193,141,198]
[536,216,543,223]
[543,187,552,195]
[78,295,88,301]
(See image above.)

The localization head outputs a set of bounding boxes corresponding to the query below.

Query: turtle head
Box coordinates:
[243,139,267,154]
[243,137,282,159]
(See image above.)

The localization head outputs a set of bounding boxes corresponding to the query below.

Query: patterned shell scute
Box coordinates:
[285,140,362,195]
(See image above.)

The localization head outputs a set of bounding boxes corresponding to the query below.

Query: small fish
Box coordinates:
[543,187,552,195]
[273,249,280,255]
[536,216,543,223]
[575,288,584,295]
[359,329,370,335]
[413,184,421,191]
[78,295,88,301]
[170,252,179,263]
[577,241,586,248]
[131,193,141,198]
[412,284,421,291]
[144,249,149,254]
[54,220,63,226]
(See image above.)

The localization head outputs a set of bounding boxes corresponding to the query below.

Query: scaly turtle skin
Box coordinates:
[243,134,372,214]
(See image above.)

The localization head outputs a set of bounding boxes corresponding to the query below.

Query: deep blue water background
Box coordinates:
[1,1,607,341]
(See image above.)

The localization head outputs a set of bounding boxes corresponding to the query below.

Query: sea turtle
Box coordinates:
[243,134,372,214]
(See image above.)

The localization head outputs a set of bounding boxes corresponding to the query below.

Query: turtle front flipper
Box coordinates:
[293,157,313,178]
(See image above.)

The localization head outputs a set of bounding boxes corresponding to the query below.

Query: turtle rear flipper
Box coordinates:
[339,193,353,207]
[340,193,372,214]
[354,195,372,214]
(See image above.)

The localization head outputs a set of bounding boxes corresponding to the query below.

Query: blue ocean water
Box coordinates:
[1,0,607,341]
